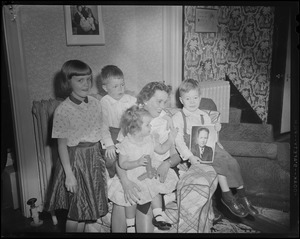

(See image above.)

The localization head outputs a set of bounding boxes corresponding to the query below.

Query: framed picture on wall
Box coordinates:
[190,125,218,163]
[195,8,218,33]
[64,5,105,46]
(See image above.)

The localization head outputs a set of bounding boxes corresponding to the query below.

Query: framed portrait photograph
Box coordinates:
[195,8,218,33]
[64,5,105,46]
[190,125,218,163]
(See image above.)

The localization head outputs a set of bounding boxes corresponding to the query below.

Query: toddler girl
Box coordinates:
[108,105,178,232]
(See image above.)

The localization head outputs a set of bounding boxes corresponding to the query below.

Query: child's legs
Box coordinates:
[111,204,126,232]
[77,222,86,232]
[151,194,168,223]
[214,145,244,188]
[66,219,77,232]
[125,205,137,219]
[218,175,230,192]
[218,175,243,191]
[151,194,162,209]
[125,205,137,232]
[136,203,154,232]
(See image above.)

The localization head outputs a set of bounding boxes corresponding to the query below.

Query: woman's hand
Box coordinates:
[105,145,117,161]
[163,114,174,131]
[65,172,77,194]
[156,161,170,183]
[137,155,149,167]
[214,122,222,132]
[120,177,141,205]
[189,155,201,165]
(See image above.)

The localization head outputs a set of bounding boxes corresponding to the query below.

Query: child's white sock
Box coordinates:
[164,192,176,205]
[126,218,135,233]
[153,208,165,222]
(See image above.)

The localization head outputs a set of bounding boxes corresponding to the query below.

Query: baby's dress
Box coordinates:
[108,134,178,207]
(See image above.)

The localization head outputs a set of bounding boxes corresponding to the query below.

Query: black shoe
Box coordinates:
[221,198,248,218]
[126,224,135,233]
[152,215,171,230]
[213,209,222,224]
[237,196,259,216]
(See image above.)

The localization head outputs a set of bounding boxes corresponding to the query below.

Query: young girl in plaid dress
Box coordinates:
[46,60,108,232]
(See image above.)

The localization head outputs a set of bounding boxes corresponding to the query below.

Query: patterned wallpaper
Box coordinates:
[183,6,275,122]
[19,5,163,103]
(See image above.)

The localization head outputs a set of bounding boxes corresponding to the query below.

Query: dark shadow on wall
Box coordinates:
[53,71,70,100]
[94,73,107,97]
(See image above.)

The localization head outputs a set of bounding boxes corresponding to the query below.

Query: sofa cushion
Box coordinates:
[219,123,274,143]
[220,141,278,159]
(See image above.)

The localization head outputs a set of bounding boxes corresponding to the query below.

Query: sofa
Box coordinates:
[32,97,290,233]
[219,122,290,212]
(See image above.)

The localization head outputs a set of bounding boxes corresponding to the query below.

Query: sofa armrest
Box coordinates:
[219,123,275,143]
[220,141,278,159]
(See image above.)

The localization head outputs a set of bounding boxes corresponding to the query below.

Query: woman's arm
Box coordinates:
[57,138,77,193]
[118,154,148,170]
[154,127,178,154]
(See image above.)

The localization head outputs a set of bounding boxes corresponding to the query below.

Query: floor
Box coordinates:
[1,198,293,237]
[1,133,294,236]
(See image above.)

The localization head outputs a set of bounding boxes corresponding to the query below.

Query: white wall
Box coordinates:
[3,4,182,217]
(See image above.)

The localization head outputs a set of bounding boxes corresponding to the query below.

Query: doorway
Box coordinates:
[267,5,293,138]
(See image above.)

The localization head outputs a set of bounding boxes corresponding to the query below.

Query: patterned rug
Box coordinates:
[85,206,290,233]
[153,206,290,233]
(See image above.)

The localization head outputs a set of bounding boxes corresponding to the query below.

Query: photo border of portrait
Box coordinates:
[190,125,218,164]
[64,5,105,46]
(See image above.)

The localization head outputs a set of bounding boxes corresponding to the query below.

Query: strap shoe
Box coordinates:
[152,215,171,230]
[237,196,259,216]
[221,197,248,218]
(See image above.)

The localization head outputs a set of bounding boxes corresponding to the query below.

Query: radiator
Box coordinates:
[32,99,61,206]
[199,80,230,123]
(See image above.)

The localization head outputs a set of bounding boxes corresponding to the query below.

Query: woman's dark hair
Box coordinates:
[136,82,172,105]
[59,60,92,98]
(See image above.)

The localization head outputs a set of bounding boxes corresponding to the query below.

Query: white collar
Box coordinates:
[182,107,207,117]
[104,94,128,105]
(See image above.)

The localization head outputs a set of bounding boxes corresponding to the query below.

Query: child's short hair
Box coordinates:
[59,59,92,98]
[100,65,124,85]
[179,78,201,97]
[120,105,151,136]
[136,82,172,105]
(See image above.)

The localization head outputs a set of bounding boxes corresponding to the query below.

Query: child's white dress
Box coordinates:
[108,134,178,207]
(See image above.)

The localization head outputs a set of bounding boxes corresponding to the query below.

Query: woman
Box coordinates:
[109,82,181,232]
[110,81,219,232]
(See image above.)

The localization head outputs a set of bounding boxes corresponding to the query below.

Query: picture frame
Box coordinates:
[190,125,218,163]
[64,5,105,46]
[195,8,218,33]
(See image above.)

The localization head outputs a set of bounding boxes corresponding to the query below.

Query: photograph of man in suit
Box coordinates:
[191,127,213,162]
